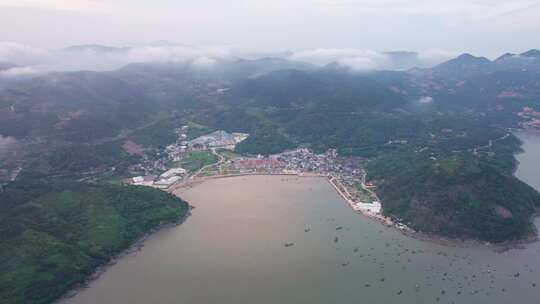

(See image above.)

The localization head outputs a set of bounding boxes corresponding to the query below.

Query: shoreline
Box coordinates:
[325,174,396,227]
[171,172,409,233]
[398,227,539,252]
[56,207,193,303]
[170,173,539,252]
[167,172,323,193]
[57,165,540,303]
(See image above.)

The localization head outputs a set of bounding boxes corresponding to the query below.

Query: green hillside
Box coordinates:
[367,152,540,242]
[0,179,189,304]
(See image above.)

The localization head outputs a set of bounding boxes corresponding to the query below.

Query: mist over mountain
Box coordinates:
[2,43,540,303]
[0,62,18,71]
[3,0,540,302]
[3,41,540,82]
[0,42,462,75]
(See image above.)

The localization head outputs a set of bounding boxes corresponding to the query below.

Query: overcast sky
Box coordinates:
[0,0,539,57]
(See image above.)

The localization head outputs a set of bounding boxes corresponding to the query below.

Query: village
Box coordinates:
[126,126,411,230]
[519,106,540,130]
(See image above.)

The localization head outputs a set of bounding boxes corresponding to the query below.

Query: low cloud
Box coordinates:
[0,41,49,65]
[416,49,459,67]
[0,41,457,75]
[0,42,231,73]
[0,135,18,157]
[287,48,455,70]
[288,48,386,70]
[418,96,434,104]
[191,56,217,69]
[0,66,40,78]
[125,46,202,63]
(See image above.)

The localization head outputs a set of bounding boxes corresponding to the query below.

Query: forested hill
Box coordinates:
[210,56,540,243]
[367,152,540,242]
[0,179,189,304]
[1,50,540,255]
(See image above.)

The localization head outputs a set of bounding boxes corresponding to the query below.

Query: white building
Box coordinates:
[132,175,156,187]
[352,201,382,214]
[153,176,181,189]
[188,130,249,150]
[132,176,144,183]
[160,168,187,179]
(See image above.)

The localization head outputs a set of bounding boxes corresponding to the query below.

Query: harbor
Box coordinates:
[62,173,540,304]
[124,127,407,229]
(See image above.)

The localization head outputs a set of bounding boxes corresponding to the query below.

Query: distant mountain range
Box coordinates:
[0,62,18,71]
[422,49,540,80]
[61,44,131,54]
[53,44,539,70]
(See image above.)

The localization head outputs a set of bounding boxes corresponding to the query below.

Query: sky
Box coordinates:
[0,0,539,72]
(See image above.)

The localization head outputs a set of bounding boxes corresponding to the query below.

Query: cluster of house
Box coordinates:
[520,106,540,129]
[127,126,190,177]
[233,156,284,171]
[125,125,386,216]
[275,149,385,215]
[144,128,248,170]
[229,148,365,181]
[128,128,250,189]
[275,148,363,176]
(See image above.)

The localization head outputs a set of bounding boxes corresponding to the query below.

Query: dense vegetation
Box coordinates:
[367,152,540,242]
[199,62,540,242]
[29,141,138,177]
[179,151,218,171]
[0,179,189,304]
[235,127,295,155]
